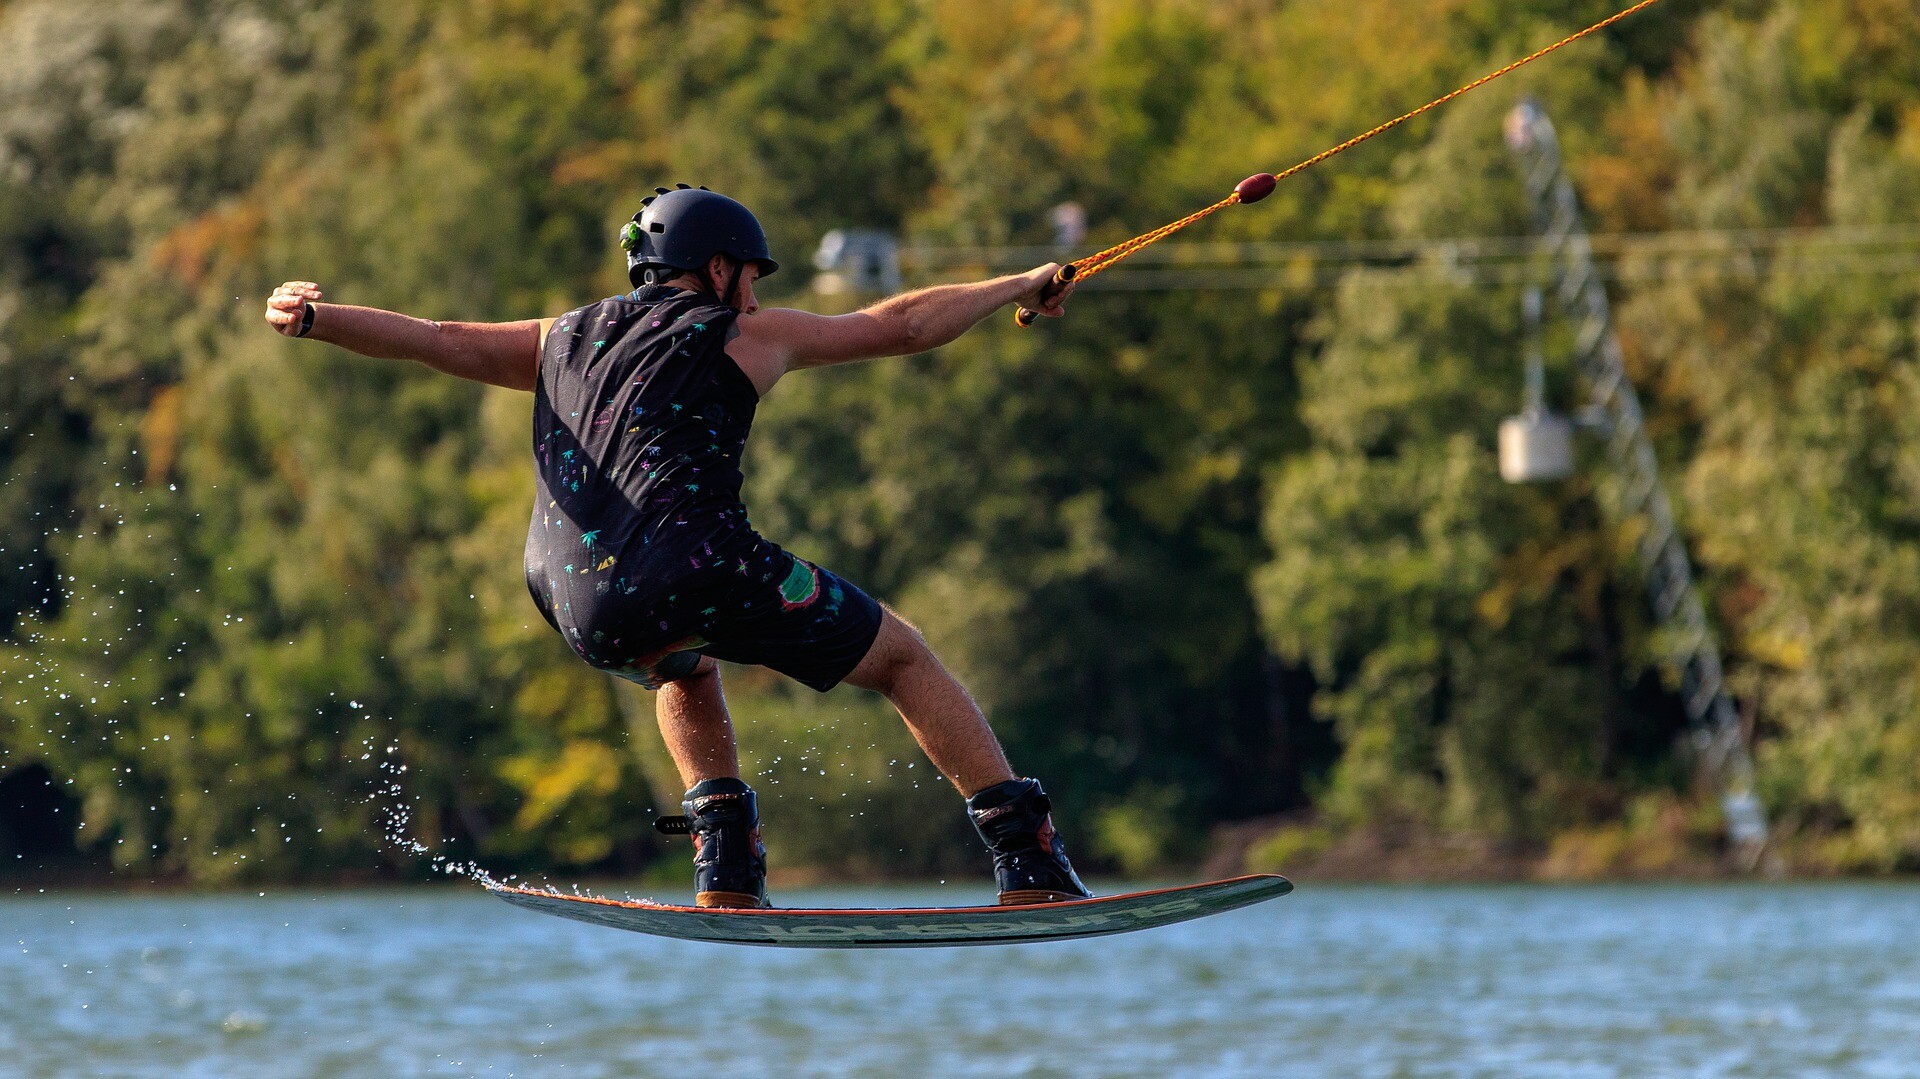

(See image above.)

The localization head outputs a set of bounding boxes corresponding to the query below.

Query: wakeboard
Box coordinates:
[489,874,1292,948]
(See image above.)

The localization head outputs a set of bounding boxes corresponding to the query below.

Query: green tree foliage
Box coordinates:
[1612,8,1920,870]
[2,0,1916,881]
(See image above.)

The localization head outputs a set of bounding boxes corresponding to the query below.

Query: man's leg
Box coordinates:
[844,607,1089,903]
[655,656,739,787]
[843,608,1015,797]
[655,656,767,908]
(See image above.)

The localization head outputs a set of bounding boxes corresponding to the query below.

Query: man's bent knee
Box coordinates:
[847,610,933,695]
[656,653,720,689]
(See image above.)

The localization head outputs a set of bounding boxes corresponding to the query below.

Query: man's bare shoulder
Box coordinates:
[726,309,806,396]
[734,305,825,340]
[735,305,895,371]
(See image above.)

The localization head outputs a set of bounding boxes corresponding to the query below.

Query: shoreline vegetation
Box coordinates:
[5,0,1920,887]
[9,813,1901,893]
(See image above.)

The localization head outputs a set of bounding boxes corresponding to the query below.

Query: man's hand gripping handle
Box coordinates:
[1014,263,1078,328]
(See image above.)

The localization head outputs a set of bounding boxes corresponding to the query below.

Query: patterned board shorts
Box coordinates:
[601,551,884,692]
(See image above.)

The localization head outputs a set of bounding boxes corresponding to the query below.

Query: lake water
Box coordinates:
[3,882,1917,1077]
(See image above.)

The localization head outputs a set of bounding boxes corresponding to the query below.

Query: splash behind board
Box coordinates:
[490,874,1292,949]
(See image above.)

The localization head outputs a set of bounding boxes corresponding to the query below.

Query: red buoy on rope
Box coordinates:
[1012,2,1666,327]
[1234,173,1277,204]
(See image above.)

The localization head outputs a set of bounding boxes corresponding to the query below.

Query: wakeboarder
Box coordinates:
[265,186,1088,909]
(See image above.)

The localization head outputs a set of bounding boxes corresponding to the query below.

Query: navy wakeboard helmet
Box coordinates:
[621,185,778,290]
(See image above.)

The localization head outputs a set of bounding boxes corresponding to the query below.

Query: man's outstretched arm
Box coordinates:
[264,281,548,392]
[729,264,1073,389]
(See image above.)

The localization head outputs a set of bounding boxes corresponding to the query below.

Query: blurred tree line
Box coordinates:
[2,0,1916,883]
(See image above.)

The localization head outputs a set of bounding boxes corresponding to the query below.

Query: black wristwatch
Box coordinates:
[294,302,317,338]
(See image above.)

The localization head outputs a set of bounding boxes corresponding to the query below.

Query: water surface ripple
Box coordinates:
[4,882,1917,1077]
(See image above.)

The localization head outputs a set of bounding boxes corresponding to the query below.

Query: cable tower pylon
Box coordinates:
[1504,100,1770,870]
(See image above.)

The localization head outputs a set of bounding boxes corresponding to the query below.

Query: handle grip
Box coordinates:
[1014,263,1079,328]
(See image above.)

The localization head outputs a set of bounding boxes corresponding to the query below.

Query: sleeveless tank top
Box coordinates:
[524,286,768,646]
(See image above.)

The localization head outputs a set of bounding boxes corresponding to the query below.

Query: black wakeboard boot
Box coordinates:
[967,777,1093,905]
[659,777,768,909]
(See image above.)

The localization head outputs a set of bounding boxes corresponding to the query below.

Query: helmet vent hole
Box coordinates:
[649,222,665,233]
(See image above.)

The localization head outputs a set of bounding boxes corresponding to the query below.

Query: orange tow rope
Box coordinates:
[1015,0,1667,326]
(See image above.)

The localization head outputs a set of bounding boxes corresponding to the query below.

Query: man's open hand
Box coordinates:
[265,281,323,337]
